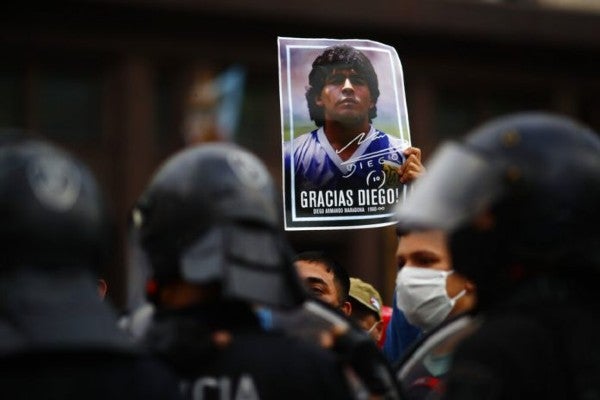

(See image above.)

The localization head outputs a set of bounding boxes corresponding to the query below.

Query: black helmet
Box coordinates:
[0,134,110,271]
[395,112,600,303]
[132,142,305,308]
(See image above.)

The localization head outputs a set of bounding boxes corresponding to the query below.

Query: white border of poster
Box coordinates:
[279,37,411,230]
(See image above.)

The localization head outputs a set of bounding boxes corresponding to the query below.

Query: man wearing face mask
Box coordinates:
[391,229,477,400]
[394,229,476,334]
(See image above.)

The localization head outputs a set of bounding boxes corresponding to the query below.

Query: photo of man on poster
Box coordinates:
[287,44,406,191]
[279,38,414,230]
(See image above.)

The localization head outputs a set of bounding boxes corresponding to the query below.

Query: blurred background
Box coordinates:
[1,0,598,309]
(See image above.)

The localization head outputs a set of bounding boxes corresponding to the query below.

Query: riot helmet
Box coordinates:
[0,134,111,271]
[395,112,600,305]
[132,142,305,309]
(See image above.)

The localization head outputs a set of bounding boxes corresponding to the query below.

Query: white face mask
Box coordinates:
[395,266,466,332]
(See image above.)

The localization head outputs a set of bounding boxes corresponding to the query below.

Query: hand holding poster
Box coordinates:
[279,37,412,230]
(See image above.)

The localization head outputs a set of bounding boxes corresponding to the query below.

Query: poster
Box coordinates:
[279,37,411,230]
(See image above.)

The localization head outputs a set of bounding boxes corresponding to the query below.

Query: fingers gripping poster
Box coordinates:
[279,37,412,230]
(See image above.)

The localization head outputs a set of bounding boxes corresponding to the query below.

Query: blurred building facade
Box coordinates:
[1,0,599,307]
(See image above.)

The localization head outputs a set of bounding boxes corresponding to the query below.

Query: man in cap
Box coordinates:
[349,277,385,343]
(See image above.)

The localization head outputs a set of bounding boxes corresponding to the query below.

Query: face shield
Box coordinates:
[395,142,505,233]
[181,223,306,309]
[127,215,307,312]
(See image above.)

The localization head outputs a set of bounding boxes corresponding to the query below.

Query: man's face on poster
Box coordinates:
[315,68,375,127]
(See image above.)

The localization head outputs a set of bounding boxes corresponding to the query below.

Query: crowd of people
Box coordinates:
[1,43,599,400]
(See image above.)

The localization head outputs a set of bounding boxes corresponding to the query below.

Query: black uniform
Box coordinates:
[444,278,600,400]
[145,301,353,400]
[0,268,182,400]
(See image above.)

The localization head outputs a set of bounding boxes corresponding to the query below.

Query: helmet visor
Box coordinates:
[395,142,504,232]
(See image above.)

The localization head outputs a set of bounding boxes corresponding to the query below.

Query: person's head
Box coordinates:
[394,230,476,331]
[395,112,600,309]
[132,142,305,311]
[0,133,111,274]
[306,45,380,128]
[348,277,384,342]
[294,250,351,315]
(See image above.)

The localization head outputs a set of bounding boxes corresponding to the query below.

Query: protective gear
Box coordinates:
[0,266,134,355]
[0,134,182,400]
[395,267,465,331]
[132,143,305,309]
[0,135,110,271]
[0,266,183,400]
[395,112,600,306]
[144,299,355,400]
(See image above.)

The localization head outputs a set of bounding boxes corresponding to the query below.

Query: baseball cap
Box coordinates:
[349,277,383,320]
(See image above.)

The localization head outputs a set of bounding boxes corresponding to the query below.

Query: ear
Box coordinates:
[465,279,476,294]
[374,320,384,342]
[97,279,108,300]
[340,301,352,317]
[315,94,324,107]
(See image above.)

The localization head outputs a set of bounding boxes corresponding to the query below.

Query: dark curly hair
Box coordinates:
[305,45,380,127]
